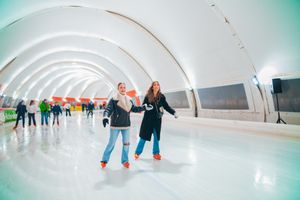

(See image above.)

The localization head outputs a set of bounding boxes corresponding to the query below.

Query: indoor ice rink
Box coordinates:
[0,1,300,200]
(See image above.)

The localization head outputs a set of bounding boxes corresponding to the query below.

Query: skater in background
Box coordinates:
[134,81,178,160]
[52,102,62,126]
[64,102,71,116]
[39,99,49,126]
[27,100,37,127]
[87,101,94,118]
[85,102,88,115]
[100,82,153,169]
[13,100,27,129]
[81,103,85,112]
[48,102,52,119]
[102,102,106,109]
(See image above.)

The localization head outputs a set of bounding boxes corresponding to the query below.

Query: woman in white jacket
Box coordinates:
[27,100,38,127]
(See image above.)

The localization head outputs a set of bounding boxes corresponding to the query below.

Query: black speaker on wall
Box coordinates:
[271,78,286,124]
[271,78,282,94]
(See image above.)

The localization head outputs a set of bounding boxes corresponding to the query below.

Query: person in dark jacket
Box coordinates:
[13,100,27,129]
[87,101,94,118]
[81,103,85,112]
[100,82,153,169]
[52,102,62,126]
[134,81,178,160]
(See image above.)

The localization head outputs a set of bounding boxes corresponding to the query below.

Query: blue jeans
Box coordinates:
[41,112,48,125]
[102,129,130,164]
[53,114,60,125]
[135,129,160,155]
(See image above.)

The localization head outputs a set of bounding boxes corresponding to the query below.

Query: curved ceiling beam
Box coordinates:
[12,63,105,97]
[23,70,87,100]
[36,61,114,92]
[106,11,192,88]
[24,70,86,100]
[79,81,111,98]
[204,1,257,74]
[2,48,136,94]
[52,75,106,99]
[0,38,152,90]
[0,6,185,85]
[38,72,96,100]
[107,11,198,116]
[31,73,105,100]
[0,6,187,91]
[66,77,107,98]
[25,70,102,100]
[12,66,107,100]
[94,84,110,98]
[84,83,109,99]
[40,73,100,100]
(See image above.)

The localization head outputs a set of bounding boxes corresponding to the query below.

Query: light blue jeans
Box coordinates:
[102,129,130,164]
[135,129,160,155]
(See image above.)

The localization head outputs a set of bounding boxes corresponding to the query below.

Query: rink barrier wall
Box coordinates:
[131,113,300,139]
[0,108,17,124]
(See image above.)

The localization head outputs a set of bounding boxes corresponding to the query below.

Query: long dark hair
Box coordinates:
[30,100,34,105]
[146,81,162,103]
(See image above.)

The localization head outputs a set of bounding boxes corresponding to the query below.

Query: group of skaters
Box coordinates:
[13,99,73,129]
[100,81,178,169]
[82,101,96,118]
[12,80,178,169]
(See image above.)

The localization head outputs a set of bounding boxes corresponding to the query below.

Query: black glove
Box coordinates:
[103,118,109,127]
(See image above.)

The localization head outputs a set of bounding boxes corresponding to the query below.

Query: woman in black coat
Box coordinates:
[134,81,178,160]
[13,100,27,129]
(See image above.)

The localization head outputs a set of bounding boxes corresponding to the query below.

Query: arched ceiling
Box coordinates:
[0,0,299,100]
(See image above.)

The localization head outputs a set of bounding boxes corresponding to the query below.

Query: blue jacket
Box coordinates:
[52,105,62,115]
[87,103,94,110]
[16,104,27,115]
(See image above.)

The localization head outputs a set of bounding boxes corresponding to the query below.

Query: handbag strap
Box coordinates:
[154,101,159,113]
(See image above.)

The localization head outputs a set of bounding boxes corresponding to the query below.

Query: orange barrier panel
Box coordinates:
[65,97,76,101]
[52,96,63,102]
[93,97,108,100]
[50,93,140,106]
[79,98,90,103]
[127,90,141,106]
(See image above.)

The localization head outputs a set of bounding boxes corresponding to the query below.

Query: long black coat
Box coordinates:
[139,94,175,141]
